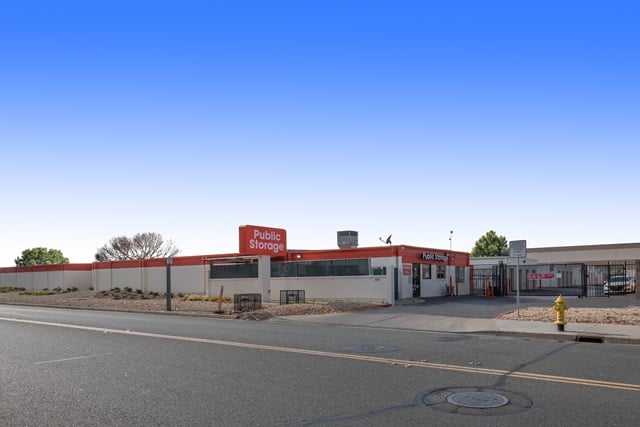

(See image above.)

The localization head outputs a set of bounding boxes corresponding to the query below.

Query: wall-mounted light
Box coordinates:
[295,254,302,259]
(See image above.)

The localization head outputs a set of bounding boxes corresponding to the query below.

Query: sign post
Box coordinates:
[509,240,527,317]
[166,257,173,311]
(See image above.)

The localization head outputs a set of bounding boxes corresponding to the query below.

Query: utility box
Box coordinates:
[280,290,305,305]
[337,230,358,249]
[233,293,262,311]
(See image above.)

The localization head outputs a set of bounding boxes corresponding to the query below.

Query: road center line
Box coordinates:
[2,316,639,392]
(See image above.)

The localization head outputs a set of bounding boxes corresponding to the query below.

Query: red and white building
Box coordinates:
[0,225,471,305]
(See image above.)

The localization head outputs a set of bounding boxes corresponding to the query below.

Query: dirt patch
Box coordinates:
[0,290,386,319]
[495,306,640,325]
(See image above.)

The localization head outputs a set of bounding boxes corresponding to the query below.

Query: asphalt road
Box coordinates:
[1,305,638,426]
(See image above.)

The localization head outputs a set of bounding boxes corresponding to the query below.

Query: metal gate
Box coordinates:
[470,264,508,297]
[471,261,638,298]
[581,261,638,297]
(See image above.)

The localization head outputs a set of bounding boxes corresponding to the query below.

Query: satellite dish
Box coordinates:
[379,234,392,245]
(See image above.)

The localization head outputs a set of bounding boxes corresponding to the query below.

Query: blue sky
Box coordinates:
[1,1,639,266]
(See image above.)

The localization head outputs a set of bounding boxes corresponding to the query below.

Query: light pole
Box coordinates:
[449,230,454,296]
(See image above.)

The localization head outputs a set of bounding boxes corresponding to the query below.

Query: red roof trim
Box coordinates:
[2,245,470,273]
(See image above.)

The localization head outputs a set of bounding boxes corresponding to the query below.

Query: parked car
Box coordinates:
[603,275,636,295]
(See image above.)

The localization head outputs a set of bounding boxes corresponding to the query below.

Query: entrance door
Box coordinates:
[412,263,421,297]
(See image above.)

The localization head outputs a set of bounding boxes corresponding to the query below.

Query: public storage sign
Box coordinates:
[239,225,287,256]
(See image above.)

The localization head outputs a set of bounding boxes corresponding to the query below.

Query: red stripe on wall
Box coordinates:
[2,246,470,273]
[91,254,242,270]
[286,245,470,267]
[0,264,92,274]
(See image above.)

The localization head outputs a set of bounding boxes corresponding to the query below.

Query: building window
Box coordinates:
[271,259,370,278]
[456,267,465,283]
[436,265,446,279]
[371,266,387,276]
[422,264,431,279]
[210,262,259,279]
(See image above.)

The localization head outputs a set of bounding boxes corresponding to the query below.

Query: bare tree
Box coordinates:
[95,232,180,261]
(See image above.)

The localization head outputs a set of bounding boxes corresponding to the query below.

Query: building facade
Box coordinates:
[0,225,470,305]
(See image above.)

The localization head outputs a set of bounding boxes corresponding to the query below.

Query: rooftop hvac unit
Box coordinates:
[337,230,358,249]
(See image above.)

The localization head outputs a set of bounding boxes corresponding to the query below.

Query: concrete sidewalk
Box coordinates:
[276,296,640,345]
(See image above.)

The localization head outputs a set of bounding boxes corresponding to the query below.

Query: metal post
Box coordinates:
[166,257,173,311]
[516,257,520,317]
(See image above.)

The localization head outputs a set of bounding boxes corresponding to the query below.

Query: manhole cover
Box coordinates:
[447,391,509,408]
[419,387,532,416]
[337,344,399,353]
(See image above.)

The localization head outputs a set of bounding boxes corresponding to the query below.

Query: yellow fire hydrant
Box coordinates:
[553,295,568,331]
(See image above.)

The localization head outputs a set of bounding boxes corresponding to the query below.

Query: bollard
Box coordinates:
[214,285,224,314]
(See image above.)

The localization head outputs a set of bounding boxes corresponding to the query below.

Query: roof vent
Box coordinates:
[337,230,358,249]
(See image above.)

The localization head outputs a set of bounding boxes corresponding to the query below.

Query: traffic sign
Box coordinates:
[509,240,527,258]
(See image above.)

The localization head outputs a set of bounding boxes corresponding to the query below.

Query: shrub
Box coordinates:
[21,290,59,296]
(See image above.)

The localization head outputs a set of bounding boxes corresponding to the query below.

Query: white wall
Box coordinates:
[0,272,18,288]
[399,262,469,298]
[271,276,391,304]
[93,265,207,294]
[0,269,91,291]
[208,279,263,298]
[3,255,459,303]
[529,245,640,263]
[63,271,93,289]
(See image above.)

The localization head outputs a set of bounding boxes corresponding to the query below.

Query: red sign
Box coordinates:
[403,264,412,275]
[239,225,287,256]
[527,273,555,280]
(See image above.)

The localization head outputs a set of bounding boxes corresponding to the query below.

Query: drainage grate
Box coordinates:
[576,335,604,343]
[447,391,509,408]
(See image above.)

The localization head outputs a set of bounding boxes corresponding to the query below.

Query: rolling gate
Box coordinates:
[470,264,509,297]
[471,261,638,297]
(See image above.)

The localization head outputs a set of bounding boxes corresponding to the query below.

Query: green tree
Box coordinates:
[95,232,180,261]
[15,247,70,266]
[470,230,508,257]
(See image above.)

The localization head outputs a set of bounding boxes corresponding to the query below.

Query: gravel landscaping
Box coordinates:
[0,289,638,324]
